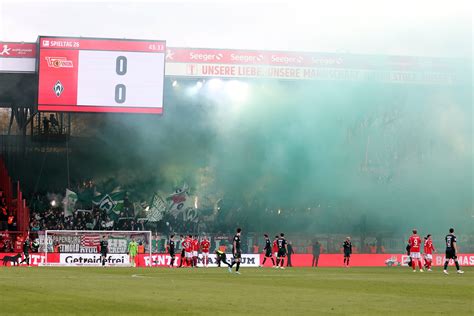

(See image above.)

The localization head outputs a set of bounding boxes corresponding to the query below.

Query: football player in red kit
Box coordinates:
[183,235,194,267]
[192,235,200,267]
[200,236,210,267]
[408,229,423,272]
[272,236,279,267]
[423,234,436,271]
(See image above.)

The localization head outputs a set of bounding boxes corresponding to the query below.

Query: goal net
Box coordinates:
[40,230,152,266]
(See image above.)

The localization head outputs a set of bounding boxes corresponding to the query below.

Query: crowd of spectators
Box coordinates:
[30,206,145,232]
[0,190,16,231]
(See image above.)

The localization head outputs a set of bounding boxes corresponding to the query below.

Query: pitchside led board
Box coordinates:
[37,36,166,114]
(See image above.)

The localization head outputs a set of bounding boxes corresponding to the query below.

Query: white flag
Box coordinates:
[63,189,78,217]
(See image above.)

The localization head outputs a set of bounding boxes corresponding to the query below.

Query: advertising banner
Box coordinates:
[59,253,130,266]
[0,253,58,266]
[1,253,472,267]
[165,47,459,84]
[138,253,260,267]
[261,254,474,267]
[0,42,36,73]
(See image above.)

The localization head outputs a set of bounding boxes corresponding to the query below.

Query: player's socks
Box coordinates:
[280,259,284,267]
[276,259,280,266]
[346,258,350,267]
[262,257,266,265]
[454,260,460,271]
[418,260,423,270]
[443,260,449,270]
[236,262,240,272]
[271,258,275,265]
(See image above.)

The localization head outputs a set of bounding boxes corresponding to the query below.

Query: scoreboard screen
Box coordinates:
[37,36,165,114]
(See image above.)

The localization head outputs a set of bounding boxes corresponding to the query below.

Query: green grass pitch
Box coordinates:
[1,267,472,315]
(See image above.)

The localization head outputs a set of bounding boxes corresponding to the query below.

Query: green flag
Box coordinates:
[92,191,125,219]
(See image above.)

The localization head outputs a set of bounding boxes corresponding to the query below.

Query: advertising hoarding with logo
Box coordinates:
[0,42,36,73]
[164,47,458,84]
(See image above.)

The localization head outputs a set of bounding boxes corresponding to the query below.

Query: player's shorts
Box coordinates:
[410,252,421,259]
[277,249,287,258]
[344,251,351,257]
[424,254,432,260]
[169,252,175,258]
[233,250,242,259]
[273,252,278,258]
[185,251,193,259]
[101,251,108,257]
[181,249,185,256]
[445,249,457,260]
[23,251,29,257]
[265,249,272,257]
[202,251,209,257]
[192,251,198,257]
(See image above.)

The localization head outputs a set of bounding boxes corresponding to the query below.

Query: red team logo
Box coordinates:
[45,57,74,68]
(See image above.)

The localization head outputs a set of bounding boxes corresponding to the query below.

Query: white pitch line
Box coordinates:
[131,274,149,278]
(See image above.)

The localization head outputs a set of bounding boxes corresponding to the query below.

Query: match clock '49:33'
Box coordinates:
[37,36,166,114]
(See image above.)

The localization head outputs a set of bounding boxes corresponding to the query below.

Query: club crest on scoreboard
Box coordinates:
[53,80,64,97]
[46,56,74,68]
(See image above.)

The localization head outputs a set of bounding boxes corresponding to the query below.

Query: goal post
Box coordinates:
[41,230,152,266]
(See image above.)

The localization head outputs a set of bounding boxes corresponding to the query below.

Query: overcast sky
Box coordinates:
[0,0,472,58]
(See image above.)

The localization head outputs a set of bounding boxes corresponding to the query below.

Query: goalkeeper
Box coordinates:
[128,238,139,267]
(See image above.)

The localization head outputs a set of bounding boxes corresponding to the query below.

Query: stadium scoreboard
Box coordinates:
[37,36,165,114]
